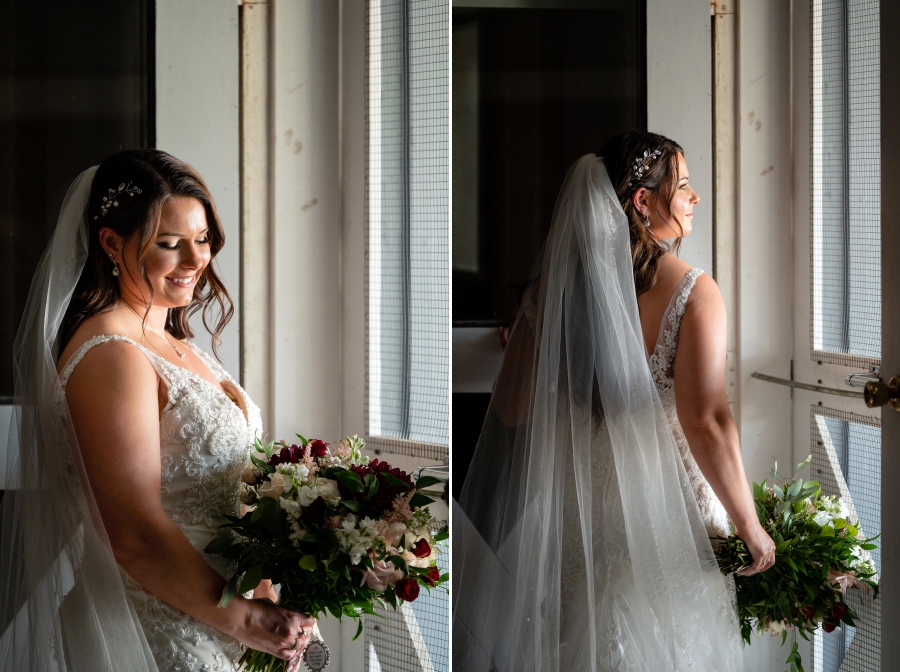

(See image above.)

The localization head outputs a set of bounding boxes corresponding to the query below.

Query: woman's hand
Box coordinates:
[735,521,776,576]
[236,598,316,669]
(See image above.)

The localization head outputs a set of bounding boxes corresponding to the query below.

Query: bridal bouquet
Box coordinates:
[713,456,879,672]
[206,434,449,672]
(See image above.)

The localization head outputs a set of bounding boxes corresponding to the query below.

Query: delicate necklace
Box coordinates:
[122,302,187,359]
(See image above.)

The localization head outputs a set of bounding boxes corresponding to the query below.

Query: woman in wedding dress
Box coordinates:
[1,150,314,671]
[453,132,775,671]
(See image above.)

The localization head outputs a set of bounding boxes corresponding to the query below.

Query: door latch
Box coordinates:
[846,365,880,388]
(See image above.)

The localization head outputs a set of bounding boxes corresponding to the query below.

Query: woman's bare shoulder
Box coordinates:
[57,309,140,375]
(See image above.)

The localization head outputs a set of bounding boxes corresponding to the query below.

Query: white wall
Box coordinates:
[647,0,713,273]
[270,1,343,443]
[156,0,241,377]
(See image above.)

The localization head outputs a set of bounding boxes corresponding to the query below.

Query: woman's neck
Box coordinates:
[120,295,169,334]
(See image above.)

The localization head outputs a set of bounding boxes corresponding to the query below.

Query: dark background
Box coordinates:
[452,1,647,497]
[0,0,154,400]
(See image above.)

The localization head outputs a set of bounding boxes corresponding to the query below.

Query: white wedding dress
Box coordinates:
[556,268,739,669]
[59,334,262,672]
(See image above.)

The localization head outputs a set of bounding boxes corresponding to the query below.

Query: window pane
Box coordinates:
[367,0,449,446]
[0,0,153,399]
[811,407,881,672]
[811,0,880,364]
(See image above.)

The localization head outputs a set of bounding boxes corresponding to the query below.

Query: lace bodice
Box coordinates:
[59,334,263,672]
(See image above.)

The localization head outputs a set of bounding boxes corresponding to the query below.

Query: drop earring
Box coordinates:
[108,253,120,277]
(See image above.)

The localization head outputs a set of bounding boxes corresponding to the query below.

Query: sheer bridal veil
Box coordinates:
[1,167,158,670]
[453,155,743,671]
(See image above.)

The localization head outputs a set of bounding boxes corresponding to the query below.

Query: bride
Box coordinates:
[453,132,775,671]
[1,150,314,671]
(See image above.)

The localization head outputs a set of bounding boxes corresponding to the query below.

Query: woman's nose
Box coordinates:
[182,244,206,269]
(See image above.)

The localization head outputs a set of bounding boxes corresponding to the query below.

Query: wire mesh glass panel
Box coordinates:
[365,528,449,672]
[810,407,880,672]
[810,0,881,366]
[367,0,449,448]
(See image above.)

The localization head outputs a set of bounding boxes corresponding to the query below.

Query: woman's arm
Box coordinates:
[673,275,775,576]
[65,341,313,662]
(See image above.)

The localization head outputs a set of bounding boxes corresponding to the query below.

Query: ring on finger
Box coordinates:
[291,637,300,650]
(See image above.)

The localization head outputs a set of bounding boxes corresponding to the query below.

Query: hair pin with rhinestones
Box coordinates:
[630,149,662,188]
[94,182,142,220]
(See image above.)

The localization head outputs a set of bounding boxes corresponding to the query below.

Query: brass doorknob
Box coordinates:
[864,376,900,411]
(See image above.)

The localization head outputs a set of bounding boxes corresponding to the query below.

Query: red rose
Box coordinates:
[832,602,849,620]
[309,439,328,458]
[395,578,420,602]
[800,605,814,619]
[412,539,431,558]
[823,622,836,633]
[422,567,440,587]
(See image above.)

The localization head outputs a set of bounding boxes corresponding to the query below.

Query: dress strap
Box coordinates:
[648,268,705,392]
[59,334,172,390]
[655,268,704,350]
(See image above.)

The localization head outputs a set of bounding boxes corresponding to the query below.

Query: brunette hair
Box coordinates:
[598,131,685,296]
[59,149,233,356]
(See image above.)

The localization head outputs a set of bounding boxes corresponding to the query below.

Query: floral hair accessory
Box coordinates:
[630,149,662,188]
[93,181,142,220]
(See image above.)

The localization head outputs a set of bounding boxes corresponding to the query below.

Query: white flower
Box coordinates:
[241,463,261,485]
[278,463,310,483]
[296,478,341,507]
[813,511,833,527]
[766,620,787,635]
[258,472,290,500]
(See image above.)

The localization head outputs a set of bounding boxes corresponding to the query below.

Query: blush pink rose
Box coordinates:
[360,559,396,592]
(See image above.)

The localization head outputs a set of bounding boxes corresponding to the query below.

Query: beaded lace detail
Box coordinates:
[645,269,731,539]
[60,334,263,672]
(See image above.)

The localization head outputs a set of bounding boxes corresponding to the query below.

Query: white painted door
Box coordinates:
[790,1,894,669]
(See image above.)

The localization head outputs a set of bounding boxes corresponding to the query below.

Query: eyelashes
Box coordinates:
[157,238,210,251]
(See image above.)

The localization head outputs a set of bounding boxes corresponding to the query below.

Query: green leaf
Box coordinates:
[295,434,308,445]
[415,475,442,489]
[787,479,802,499]
[820,525,835,537]
[342,499,362,513]
[365,474,380,499]
[299,555,317,570]
[218,575,239,608]
[250,454,274,474]
[335,469,365,493]
[409,493,435,508]
[383,472,410,488]
[388,554,410,574]
[238,565,264,594]
[833,518,847,530]
[773,484,785,500]
[353,618,365,641]
[204,536,234,555]
[795,455,812,474]
[433,525,449,542]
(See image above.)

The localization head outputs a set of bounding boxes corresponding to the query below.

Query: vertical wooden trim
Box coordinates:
[713,1,739,417]
[240,0,273,430]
